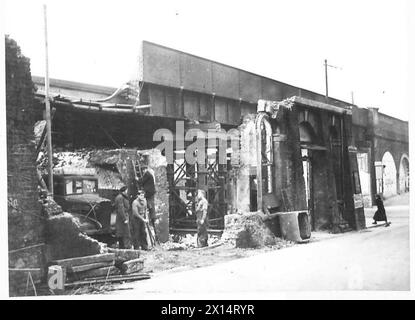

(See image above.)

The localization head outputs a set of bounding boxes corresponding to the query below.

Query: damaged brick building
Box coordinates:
[8,39,409,294]
[31,41,372,236]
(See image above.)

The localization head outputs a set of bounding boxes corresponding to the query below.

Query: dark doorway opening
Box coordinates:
[249,175,258,212]
[301,148,314,230]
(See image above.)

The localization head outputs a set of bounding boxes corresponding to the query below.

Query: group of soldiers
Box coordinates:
[114,166,157,250]
[113,165,210,249]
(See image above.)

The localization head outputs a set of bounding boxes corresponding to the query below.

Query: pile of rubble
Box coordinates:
[159,233,222,251]
[45,212,107,260]
[222,212,278,248]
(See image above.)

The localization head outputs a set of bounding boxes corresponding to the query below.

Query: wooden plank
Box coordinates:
[83,273,150,281]
[69,266,120,282]
[65,274,151,287]
[68,261,115,273]
[120,258,144,275]
[51,253,115,268]
[107,248,140,263]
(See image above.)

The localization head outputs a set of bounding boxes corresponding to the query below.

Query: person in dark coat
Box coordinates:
[114,186,132,248]
[373,194,390,227]
[131,190,149,250]
[138,166,157,229]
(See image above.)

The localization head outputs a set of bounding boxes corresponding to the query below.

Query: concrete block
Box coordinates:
[120,258,144,275]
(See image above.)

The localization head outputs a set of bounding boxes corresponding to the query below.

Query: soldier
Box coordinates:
[195,189,209,247]
[138,165,157,232]
[131,190,149,250]
[114,186,132,249]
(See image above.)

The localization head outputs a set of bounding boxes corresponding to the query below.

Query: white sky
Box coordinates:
[2,0,411,120]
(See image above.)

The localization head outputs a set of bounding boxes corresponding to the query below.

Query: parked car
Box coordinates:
[45,167,115,243]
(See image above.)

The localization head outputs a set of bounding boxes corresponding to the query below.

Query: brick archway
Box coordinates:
[399,154,410,193]
[381,151,397,198]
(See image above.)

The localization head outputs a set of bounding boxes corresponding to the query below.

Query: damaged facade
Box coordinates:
[32,41,369,235]
[8,38,409,294]
[6,36,47,296]
[235,97,364,233]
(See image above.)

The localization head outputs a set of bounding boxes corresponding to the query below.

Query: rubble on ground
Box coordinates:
[222,212,279,248]
[45,212,107,261]
[41,197,63,216]
[160,233,222,251]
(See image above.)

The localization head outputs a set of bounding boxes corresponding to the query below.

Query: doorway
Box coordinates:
[302,148,315,230]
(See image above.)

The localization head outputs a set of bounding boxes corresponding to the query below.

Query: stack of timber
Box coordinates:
[49,250,149,288]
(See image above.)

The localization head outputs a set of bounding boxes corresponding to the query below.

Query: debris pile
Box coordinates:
[221,212,278,248]
[41,197,63,216]
[160,233,222,251]
[45,212,107,261]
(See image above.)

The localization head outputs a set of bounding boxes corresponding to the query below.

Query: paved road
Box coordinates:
[112,194,410,296]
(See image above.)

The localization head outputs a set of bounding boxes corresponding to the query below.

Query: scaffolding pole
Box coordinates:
[43,4,53,195]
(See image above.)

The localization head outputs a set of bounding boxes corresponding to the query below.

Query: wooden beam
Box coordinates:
[68,261,115,273]
[51,253,115,268]
[69,266,121,281]
[107,248,140,263]
[65,273,151,287]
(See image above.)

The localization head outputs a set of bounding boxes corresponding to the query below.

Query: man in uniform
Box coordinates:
[195,189,209,247]
[138,165,157,233]
[131,190,149,250]
[114,186,132,249]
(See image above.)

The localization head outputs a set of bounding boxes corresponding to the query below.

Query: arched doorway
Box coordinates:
[381,151,397,198]
[399,155,410,193]
[255,113,273,211]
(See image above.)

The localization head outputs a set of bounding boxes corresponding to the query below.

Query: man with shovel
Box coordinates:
[131,190,150,250]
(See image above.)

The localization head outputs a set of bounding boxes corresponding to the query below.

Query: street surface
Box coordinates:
[112,193,410,296]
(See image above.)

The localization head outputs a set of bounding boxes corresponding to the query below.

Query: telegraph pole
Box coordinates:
[43,4,53,195]
[324,59,328,101]
[324,59,342,102]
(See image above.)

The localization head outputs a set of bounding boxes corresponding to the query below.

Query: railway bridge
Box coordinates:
[32,41,409,232]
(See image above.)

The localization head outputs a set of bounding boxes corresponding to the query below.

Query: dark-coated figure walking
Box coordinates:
[373,194,391,227]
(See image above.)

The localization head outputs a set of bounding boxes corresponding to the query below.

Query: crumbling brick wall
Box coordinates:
[6,36,46,296]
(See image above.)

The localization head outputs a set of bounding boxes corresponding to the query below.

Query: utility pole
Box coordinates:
[43,4,53,195]
[324,59,328,101]
[324,59,342,102]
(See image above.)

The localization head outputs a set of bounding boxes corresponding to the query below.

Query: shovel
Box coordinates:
[145,220,156,247]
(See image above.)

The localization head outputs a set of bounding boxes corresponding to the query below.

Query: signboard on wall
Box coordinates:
[353,193,364,209]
